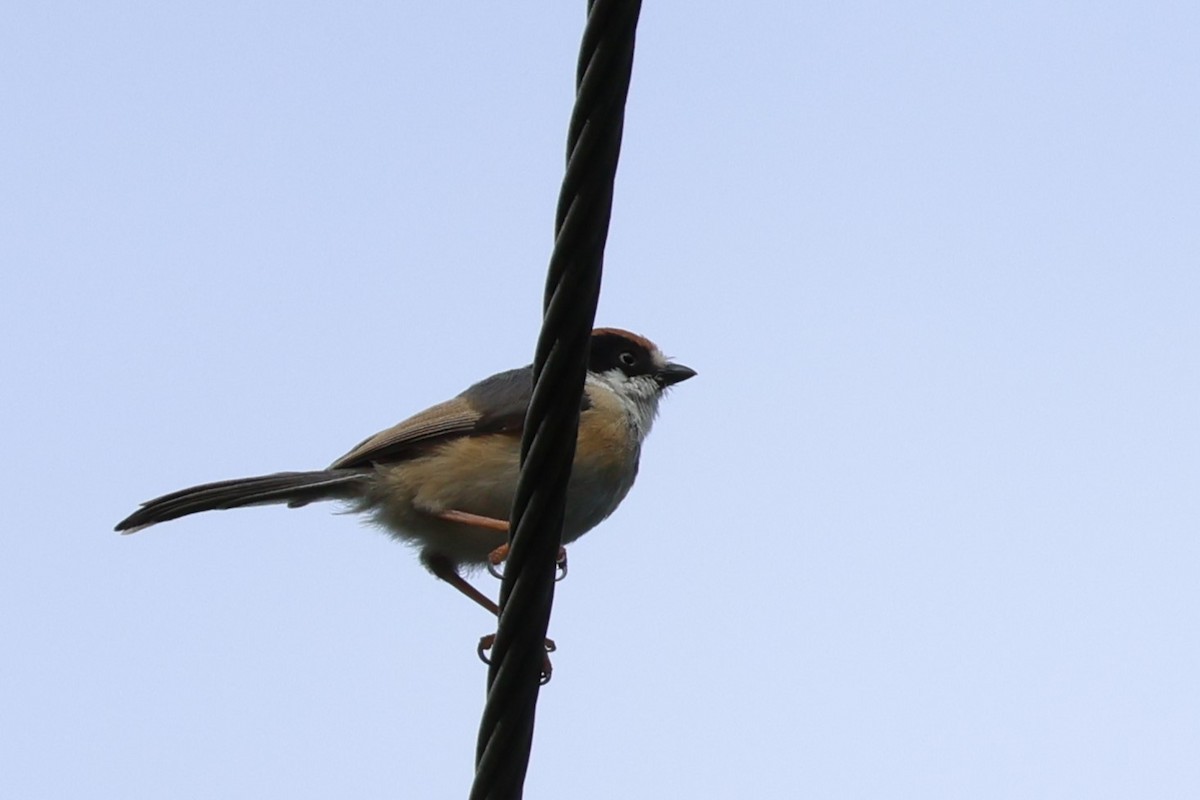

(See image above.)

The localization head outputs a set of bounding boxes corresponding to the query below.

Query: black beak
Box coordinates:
[656,362,697,387]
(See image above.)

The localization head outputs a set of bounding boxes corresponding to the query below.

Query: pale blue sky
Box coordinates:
[3,2,1198,798]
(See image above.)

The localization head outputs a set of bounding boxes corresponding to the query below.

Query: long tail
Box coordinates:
[115,470,370,533]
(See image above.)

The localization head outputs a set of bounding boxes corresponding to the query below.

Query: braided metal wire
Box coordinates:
[468,1,643,797]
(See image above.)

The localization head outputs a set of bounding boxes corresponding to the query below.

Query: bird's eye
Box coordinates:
[619,351,637,367]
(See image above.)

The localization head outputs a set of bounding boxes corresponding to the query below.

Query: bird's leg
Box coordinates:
[432,509,568,582]
[433,509,509,533]
[422,551,556,683]
[422,552,499,615]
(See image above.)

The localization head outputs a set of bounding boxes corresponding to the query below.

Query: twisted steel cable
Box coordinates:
[468,1,643,797]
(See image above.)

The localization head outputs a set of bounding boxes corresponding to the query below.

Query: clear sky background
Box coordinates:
[3,2,1198,798]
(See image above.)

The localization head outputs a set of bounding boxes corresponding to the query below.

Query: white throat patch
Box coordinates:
[586,370,662,442]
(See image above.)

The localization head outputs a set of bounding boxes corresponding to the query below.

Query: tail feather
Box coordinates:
[115,470,369,533]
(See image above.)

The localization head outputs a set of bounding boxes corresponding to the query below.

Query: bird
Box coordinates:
[115,327,695,645]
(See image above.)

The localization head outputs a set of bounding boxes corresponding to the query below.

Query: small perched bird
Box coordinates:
[116,327,695,628]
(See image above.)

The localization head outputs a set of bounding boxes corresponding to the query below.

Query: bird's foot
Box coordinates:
[477,633,557,685]
[486,543,568,582]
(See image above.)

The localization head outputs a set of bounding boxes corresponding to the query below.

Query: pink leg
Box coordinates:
[422,551,556,683]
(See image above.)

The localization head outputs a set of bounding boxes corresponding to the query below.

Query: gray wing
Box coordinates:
[330,367,534,469]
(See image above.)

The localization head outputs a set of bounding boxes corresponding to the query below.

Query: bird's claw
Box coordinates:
[485,544,569,583]
[477,633,557,684]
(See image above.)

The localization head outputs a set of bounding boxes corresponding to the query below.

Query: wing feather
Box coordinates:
[330,399,483,469]
[329,367,535,469]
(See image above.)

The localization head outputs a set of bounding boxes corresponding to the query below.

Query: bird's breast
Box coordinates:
[365,393,641,563]
[561,394,641,540]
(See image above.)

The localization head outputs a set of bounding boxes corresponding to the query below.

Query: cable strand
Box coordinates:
[468,1,642,798]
